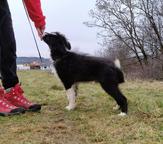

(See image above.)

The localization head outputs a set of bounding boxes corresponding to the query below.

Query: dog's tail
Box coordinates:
[114,59,121,69]
[114,59,125,83]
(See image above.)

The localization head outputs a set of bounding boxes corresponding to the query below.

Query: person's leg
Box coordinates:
[0,0,25,116]
[0,0,41,112]
[0,0,19,89]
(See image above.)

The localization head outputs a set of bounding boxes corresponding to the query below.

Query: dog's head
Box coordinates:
[43,32,71,59]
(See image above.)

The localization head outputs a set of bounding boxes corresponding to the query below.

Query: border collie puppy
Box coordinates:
[43,32,128,116]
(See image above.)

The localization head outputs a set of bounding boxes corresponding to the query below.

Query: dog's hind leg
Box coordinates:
[65,84,77,111]
[100,83,128,116]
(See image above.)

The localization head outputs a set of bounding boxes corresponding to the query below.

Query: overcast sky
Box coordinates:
[8,0,100,58]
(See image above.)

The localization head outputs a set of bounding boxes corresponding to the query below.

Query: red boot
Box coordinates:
[0,87,25,116]
[4,84,41,112]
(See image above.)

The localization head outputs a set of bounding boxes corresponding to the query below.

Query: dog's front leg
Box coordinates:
[65,85,76,110]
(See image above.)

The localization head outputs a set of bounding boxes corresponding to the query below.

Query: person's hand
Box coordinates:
[36,26,45,39]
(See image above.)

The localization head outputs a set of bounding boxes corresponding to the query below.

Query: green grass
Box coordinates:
[0,70,162,144]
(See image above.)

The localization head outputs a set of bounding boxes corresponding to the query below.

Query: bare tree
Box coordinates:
[85,0,163,68]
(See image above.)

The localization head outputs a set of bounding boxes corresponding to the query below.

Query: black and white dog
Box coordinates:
[43,32,128,116]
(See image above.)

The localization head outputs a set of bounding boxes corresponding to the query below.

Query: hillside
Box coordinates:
[16,57,51,66]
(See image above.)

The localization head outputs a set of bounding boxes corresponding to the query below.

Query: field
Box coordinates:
[0,70,162,144]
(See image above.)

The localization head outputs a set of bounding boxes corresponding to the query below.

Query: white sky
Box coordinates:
[8,0,100,58]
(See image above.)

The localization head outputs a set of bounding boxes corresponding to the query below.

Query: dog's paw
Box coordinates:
[113,105,120,110]
[65,105,76,111]
[118,112,127,116]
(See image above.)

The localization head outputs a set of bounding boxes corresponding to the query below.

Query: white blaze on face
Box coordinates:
[65,85,76,110]
[51,32,57,36]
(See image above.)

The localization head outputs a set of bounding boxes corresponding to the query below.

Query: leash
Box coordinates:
[22,0,43,63]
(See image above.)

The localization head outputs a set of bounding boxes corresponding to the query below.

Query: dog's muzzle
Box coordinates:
[42,32,48,38]
[42,32,58,39]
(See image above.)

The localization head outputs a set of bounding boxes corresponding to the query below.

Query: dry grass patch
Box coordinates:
[0,70,162,144]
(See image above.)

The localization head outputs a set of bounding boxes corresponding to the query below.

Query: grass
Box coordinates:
[0,70,162,144]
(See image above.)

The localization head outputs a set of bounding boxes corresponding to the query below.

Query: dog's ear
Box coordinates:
[56,32,71,50]
[65,41,71,50]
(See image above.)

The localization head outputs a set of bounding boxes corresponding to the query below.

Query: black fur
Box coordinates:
[43,32,128,113]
